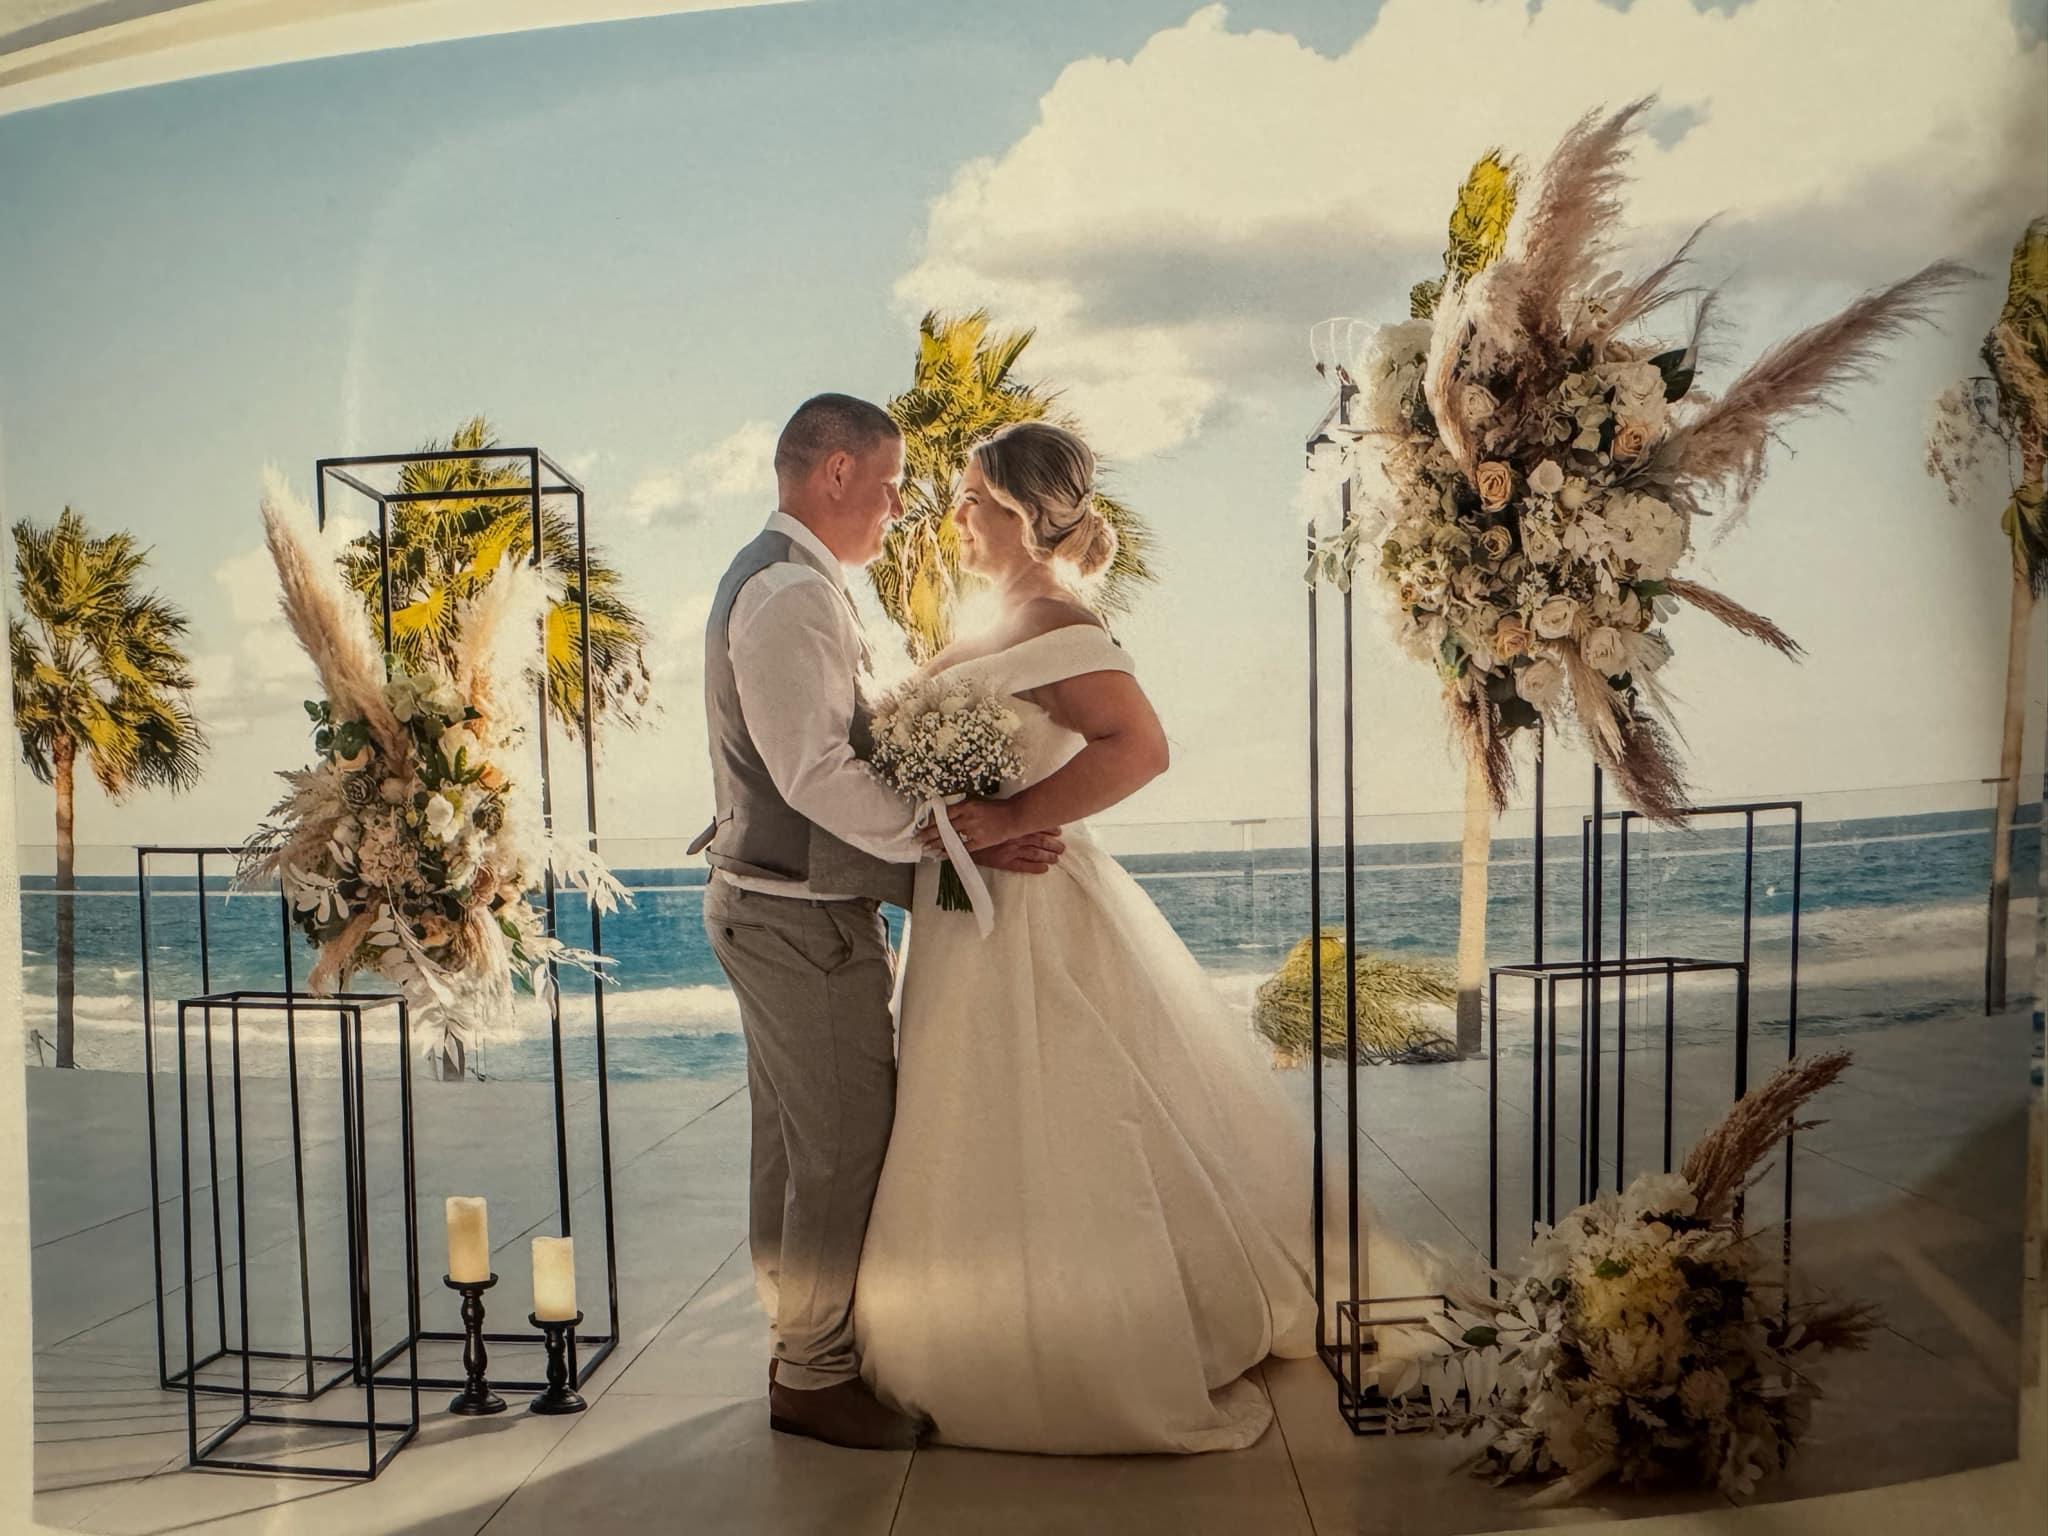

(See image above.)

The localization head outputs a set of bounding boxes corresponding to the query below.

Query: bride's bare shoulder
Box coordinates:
[1011,595,1106,643]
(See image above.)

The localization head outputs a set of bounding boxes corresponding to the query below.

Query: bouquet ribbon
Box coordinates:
[923,797,996,938]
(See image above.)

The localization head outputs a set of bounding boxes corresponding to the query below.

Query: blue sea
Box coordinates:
[17,805,2041,1078]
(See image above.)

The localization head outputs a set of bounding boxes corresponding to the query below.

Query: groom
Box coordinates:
[692,392,1062,1450]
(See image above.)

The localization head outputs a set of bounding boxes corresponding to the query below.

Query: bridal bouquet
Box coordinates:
[237,472,626,1072]
[1389,1051,1873,1505]
[1317,101,1963,819]
[865,673,1025,936]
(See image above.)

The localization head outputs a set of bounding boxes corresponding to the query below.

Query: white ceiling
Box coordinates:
[0,0,790,116]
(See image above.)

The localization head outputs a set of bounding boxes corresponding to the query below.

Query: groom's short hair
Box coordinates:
[775,393,900,480]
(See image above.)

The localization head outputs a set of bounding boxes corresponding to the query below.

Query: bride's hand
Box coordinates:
[919,796,1021,855]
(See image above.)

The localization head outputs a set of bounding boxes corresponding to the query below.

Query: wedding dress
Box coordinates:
[853,624,1425,1455]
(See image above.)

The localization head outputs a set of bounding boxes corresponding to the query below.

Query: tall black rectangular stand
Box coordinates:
[314,445,620,1394]
[178,991,421,1480]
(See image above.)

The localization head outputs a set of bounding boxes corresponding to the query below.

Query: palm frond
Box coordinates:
[875,311,1160,657]
[344,416,652,736]
[9,505,207,800]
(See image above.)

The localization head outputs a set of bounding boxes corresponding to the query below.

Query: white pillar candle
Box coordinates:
[445,1197,490,1284]
[532,1236,577,1321]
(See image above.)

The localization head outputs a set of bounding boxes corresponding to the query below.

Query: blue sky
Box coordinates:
[4,0,2046,859]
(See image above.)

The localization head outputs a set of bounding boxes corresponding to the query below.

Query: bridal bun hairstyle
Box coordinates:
[969,422,1119,578]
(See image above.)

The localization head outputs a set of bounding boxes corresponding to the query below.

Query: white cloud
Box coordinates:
[689,420,778,500]
[613,420,779,527]
[896,0,2048,457]
[622,469,688,525]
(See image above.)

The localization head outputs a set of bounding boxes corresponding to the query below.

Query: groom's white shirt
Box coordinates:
[720,511,923,900]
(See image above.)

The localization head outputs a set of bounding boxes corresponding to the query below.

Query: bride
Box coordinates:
[853,421,1423,1455]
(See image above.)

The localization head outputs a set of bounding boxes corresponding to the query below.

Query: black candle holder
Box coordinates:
[528,1312,587,1415]
[444,1275,507,1417]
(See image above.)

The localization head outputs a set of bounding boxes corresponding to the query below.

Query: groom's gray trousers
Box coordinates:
[702,877,898,1391]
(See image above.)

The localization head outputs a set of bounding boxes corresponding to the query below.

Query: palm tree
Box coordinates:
[1410,152,1524,1056]
[339,416,651,736]
[1927,216,2048,1013]
[873,310,1157,661]
[11,509,206,1068]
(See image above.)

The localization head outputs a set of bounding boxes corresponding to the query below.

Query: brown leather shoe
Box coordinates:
[768,1377,925,1450]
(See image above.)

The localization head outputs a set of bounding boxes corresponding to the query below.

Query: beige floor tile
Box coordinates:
[606,1241,764,1399]
[477,1392,909,1536]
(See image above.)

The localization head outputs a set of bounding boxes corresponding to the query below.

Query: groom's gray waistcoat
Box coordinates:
[692,529,914,908]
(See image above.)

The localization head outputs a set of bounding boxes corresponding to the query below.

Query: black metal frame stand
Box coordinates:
[139,443,623,1454]
[1485,774,1804,1273]
[317,445,622,1394]
[1304,365,1461,1433]
[1299,352,1804,1430]
[139,846,348,1403]
[177,991,421,1480]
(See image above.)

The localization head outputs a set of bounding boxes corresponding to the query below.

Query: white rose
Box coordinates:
[1515,657,1564,707]
[424,792,460,841]
[440,725,482,764]
[1597,359,1666,410]
[1527,459,1565,497]
[1583,626,1628,674]
[1533,595,1579,640]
